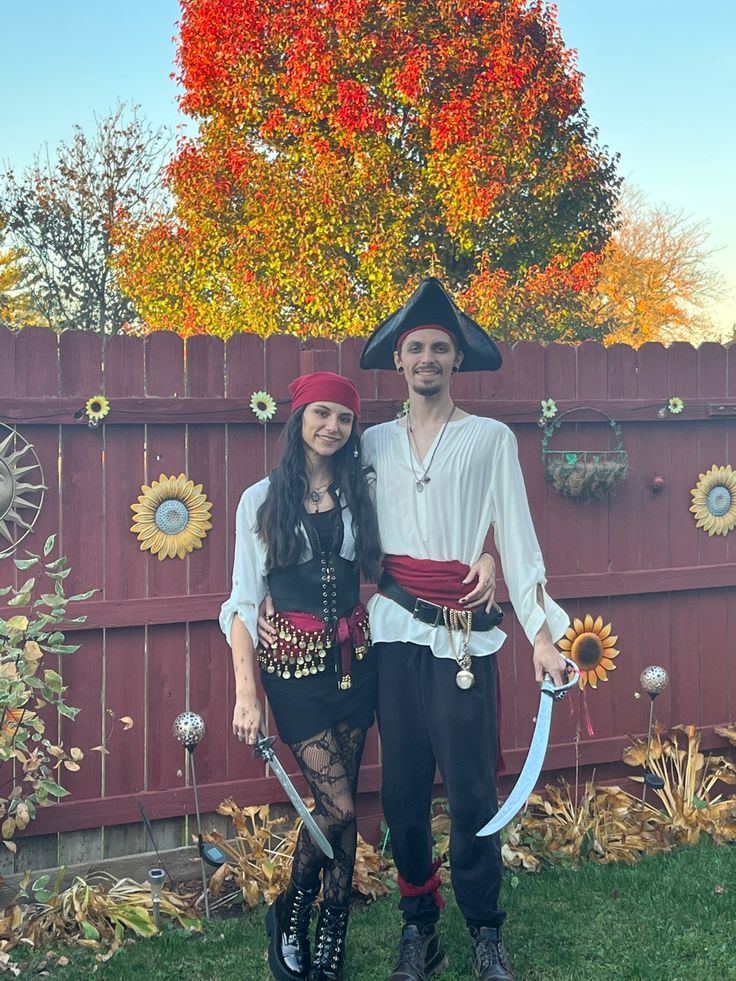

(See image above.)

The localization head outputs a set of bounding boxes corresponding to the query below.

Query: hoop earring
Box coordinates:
[397,366,404,375]
[452,365,459,373]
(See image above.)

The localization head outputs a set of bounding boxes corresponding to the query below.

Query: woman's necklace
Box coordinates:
[306,481,330,513]
[406,404,456,493]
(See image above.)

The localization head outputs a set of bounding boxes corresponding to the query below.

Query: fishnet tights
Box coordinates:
[289,721,366,904]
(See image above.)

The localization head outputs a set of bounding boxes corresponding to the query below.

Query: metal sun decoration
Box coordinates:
[172,711,220,920]
[640,665,670,800]
[130,474,213,560]
[0,425,45,556]
[689,465,736,537]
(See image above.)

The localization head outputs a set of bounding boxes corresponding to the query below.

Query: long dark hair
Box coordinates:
[256,407,382,582]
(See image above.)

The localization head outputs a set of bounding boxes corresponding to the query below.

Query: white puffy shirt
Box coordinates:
[361,415,569,659]
[218,477,358,648]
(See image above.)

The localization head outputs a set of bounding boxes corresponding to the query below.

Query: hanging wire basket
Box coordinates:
[540,407,629,500]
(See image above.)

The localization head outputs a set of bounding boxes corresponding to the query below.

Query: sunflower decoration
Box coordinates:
[250,391,277,423]
[667,397,684,415]
[558,614,620,689]
[85,395,110,428]
[690,464,736,537]
[540,398,558,420]
[396,398,410,419]
[130,474,213,560]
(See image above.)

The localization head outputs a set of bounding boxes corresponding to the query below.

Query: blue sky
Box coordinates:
[2,1,733,336]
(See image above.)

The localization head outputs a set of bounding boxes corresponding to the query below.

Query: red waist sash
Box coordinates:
[382,555,471,609]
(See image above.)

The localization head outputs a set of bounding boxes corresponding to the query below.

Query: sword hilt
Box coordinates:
[254,729,277,761]
[542,655,579,701]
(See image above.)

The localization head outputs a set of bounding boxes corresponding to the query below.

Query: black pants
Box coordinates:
[376,642,505,928]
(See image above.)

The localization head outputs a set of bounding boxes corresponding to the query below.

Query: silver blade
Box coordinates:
[476,682,555,837]
[256,735,334,859]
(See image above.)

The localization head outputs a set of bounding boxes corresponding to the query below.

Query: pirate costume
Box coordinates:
[220,372,377,981]
[220,478,374,744]
[360,278,568,981]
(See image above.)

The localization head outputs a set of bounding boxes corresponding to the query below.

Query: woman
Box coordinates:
[219,371,382,981]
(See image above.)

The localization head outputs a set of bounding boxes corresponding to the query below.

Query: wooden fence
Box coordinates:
[1,326,735,873]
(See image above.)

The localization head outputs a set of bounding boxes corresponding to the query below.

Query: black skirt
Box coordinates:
[260,645,377,744]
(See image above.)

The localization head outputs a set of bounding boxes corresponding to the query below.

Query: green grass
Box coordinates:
[14,840,736,980]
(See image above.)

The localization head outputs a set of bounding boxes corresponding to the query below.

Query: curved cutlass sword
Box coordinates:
[254,731,334,860]
[477,656,579,837]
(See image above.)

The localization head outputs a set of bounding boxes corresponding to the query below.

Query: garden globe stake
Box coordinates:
[172,711,212,919]
[640,666,670,803]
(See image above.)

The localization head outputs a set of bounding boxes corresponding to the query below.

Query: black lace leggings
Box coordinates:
[289,721,367,905]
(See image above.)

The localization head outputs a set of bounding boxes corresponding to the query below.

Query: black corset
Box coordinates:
[267,507,359,624]
[267,552,359,624]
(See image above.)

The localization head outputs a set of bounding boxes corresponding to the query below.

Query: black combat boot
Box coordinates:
[266,881,319,980]
[469,926,514,981]
[308,902,350,980]
[386,923,448,980]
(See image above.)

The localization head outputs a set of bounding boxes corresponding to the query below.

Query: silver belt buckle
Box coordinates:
[412,597,444,627]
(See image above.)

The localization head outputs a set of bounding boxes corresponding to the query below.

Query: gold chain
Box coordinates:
[443,606,473,672]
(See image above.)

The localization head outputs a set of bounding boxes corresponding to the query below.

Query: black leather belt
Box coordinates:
[378,572,504,631]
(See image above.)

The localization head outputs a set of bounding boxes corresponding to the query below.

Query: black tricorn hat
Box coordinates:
[359,277,502,372]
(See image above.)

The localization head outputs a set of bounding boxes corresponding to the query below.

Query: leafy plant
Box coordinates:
[203,799,393,908]
[622,723,736,845]
[0,534,95,848]
[0,868,200,969]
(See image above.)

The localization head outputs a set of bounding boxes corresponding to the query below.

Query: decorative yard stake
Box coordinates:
[173,711,212,919]
[640,665,670,802]
[147,868,165,930]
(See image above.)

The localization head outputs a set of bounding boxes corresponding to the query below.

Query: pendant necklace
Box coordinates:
[307,482,330,513]
[406,404,456,492]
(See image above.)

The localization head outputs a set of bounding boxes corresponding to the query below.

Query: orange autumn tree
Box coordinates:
[589,187,725,347]
[113,0,620,340]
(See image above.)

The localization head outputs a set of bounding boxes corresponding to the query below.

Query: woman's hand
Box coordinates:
[232,693,262,746]
[257,594,277,648]
[460,552,497,612]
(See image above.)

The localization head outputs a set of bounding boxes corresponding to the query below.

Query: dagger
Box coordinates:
[476,656,579,837]
[254,731,334,860]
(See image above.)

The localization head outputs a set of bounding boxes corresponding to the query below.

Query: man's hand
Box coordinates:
[232,693,262,746]
[257,594,277,648]
[533,635,568,688]
[460,552,496,612]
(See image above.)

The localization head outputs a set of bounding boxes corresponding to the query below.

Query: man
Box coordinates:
[359,277,569,981]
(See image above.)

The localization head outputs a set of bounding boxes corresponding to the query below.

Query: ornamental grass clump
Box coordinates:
[0,535,96,849]
[622,723,736,845]
[505,779,672,871]
[203,799,393,908]
[502,725,736,872]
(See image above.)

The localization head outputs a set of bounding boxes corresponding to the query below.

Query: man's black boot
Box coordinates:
[469,926,514,981]
[266,882,319,980]
[386,923,448,980]
[308,902,349,980]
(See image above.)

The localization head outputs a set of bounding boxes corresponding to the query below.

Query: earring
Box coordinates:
[452,366,459,373]
[397,366,404,374]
